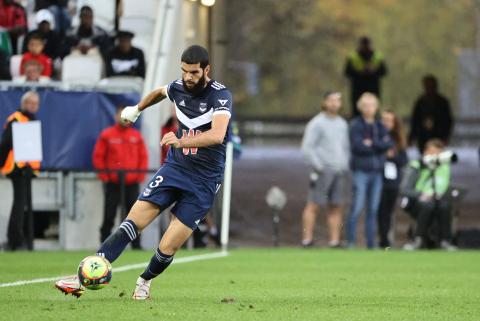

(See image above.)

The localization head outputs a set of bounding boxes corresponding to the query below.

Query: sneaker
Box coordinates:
[54,276,85,298]
[132,277,152,300]
[440,240,457,251]
[403,237,422,251]
[302,240,314,248]
[328,241,343,249]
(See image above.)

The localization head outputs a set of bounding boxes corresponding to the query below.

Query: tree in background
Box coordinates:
[225,0,475,119]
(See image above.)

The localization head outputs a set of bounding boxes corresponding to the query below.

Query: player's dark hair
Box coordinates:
[181,45,209,68]
[80,5,93,15]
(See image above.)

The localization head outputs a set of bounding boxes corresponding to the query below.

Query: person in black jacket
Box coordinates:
[409,75,453,153]
[105,30,145,78]
[62,6,112,58]
[346,93,393,248]
[377,110,408,248]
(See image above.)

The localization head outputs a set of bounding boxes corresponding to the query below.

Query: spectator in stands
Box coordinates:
[14,59,50,83]
[0,91,41,251]
[34,0,71,37]
[377,110,408,248]
[344,37,387,117]
[346,93,393,248]
[105,30,145,78]
[63,5,112,58]
[409,75,453,153]
[300,91,350,248]
[20,32,52,77]
[0,48,10,79]
[0,0,27,54]
[401,139,456,251]
[92,107,148,249]
[22,9,61,60]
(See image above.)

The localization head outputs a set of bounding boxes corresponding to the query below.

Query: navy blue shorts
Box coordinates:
[138,164,221,230]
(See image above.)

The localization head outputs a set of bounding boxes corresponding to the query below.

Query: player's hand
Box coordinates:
[121,105,141,123]
[161,131,182,148]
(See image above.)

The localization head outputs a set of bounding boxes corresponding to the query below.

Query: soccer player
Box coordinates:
[55,45,232,300]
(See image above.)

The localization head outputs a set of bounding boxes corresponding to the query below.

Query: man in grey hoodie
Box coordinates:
[301,91,350,247]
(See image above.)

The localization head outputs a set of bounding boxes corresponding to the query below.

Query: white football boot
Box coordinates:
[54,275,85,298]
[132,277,152,300]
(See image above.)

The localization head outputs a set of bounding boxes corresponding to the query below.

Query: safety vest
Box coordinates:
[348,50,384,72]
[1,111,41,175]
[410,160,450,197]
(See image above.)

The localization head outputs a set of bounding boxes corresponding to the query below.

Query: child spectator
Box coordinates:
[20,32,52,77]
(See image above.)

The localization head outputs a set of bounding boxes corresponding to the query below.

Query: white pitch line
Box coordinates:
[0,251,229,288]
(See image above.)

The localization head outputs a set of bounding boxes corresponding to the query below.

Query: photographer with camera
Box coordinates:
[400,139,457,250]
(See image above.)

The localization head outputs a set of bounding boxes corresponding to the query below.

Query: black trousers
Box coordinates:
[377,187,399,247]
[7,169,34,250]
[414,198,452,242]
[100,182,141,249]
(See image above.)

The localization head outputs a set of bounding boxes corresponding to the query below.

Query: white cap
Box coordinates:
[35,9,55,28]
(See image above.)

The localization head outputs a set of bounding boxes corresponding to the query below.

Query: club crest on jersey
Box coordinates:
[179,100,186,107]
[142,188,152,197]
[199,102,207,113]
[218,99,228,106]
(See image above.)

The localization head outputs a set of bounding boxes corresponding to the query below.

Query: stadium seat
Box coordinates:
[61,54,103,84]
[120,0,157,56]
[9,55,23,78]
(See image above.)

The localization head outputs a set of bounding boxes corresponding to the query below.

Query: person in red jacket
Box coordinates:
[93,107,148,249]
[20,33,52,77]
[0,0,27,54]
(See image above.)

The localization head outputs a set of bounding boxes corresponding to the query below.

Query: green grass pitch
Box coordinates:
[0,248,479,321]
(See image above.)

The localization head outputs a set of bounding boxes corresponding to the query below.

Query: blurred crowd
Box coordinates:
[301,37,456,251]
[0,0,146,83]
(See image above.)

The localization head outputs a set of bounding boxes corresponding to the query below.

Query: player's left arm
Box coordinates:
[161,113,230,148]
[121,86,168,123]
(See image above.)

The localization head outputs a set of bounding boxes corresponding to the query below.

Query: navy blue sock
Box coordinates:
[96,219,138,263]
[140,248,173,280]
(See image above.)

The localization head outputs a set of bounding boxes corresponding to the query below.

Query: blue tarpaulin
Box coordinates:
[0,89,141,169]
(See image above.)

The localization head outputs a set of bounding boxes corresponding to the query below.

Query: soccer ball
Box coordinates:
[77,255,112,290]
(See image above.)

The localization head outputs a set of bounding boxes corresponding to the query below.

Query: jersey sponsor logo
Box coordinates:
[218,99,228,106]
[182,129,202,155]
[179,100,186,107]
[199,102,207,113]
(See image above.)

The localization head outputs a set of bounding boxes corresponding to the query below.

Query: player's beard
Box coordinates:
[182,74,207,96]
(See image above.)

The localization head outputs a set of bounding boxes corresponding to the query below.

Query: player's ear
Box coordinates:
[204,65,211,76]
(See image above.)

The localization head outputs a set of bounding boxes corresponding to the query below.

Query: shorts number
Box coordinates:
[149,175,164,188]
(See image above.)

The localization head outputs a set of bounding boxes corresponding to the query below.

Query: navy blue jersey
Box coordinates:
[165,79,232,180]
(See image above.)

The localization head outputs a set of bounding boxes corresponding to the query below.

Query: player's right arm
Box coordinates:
[121,86,168,123]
